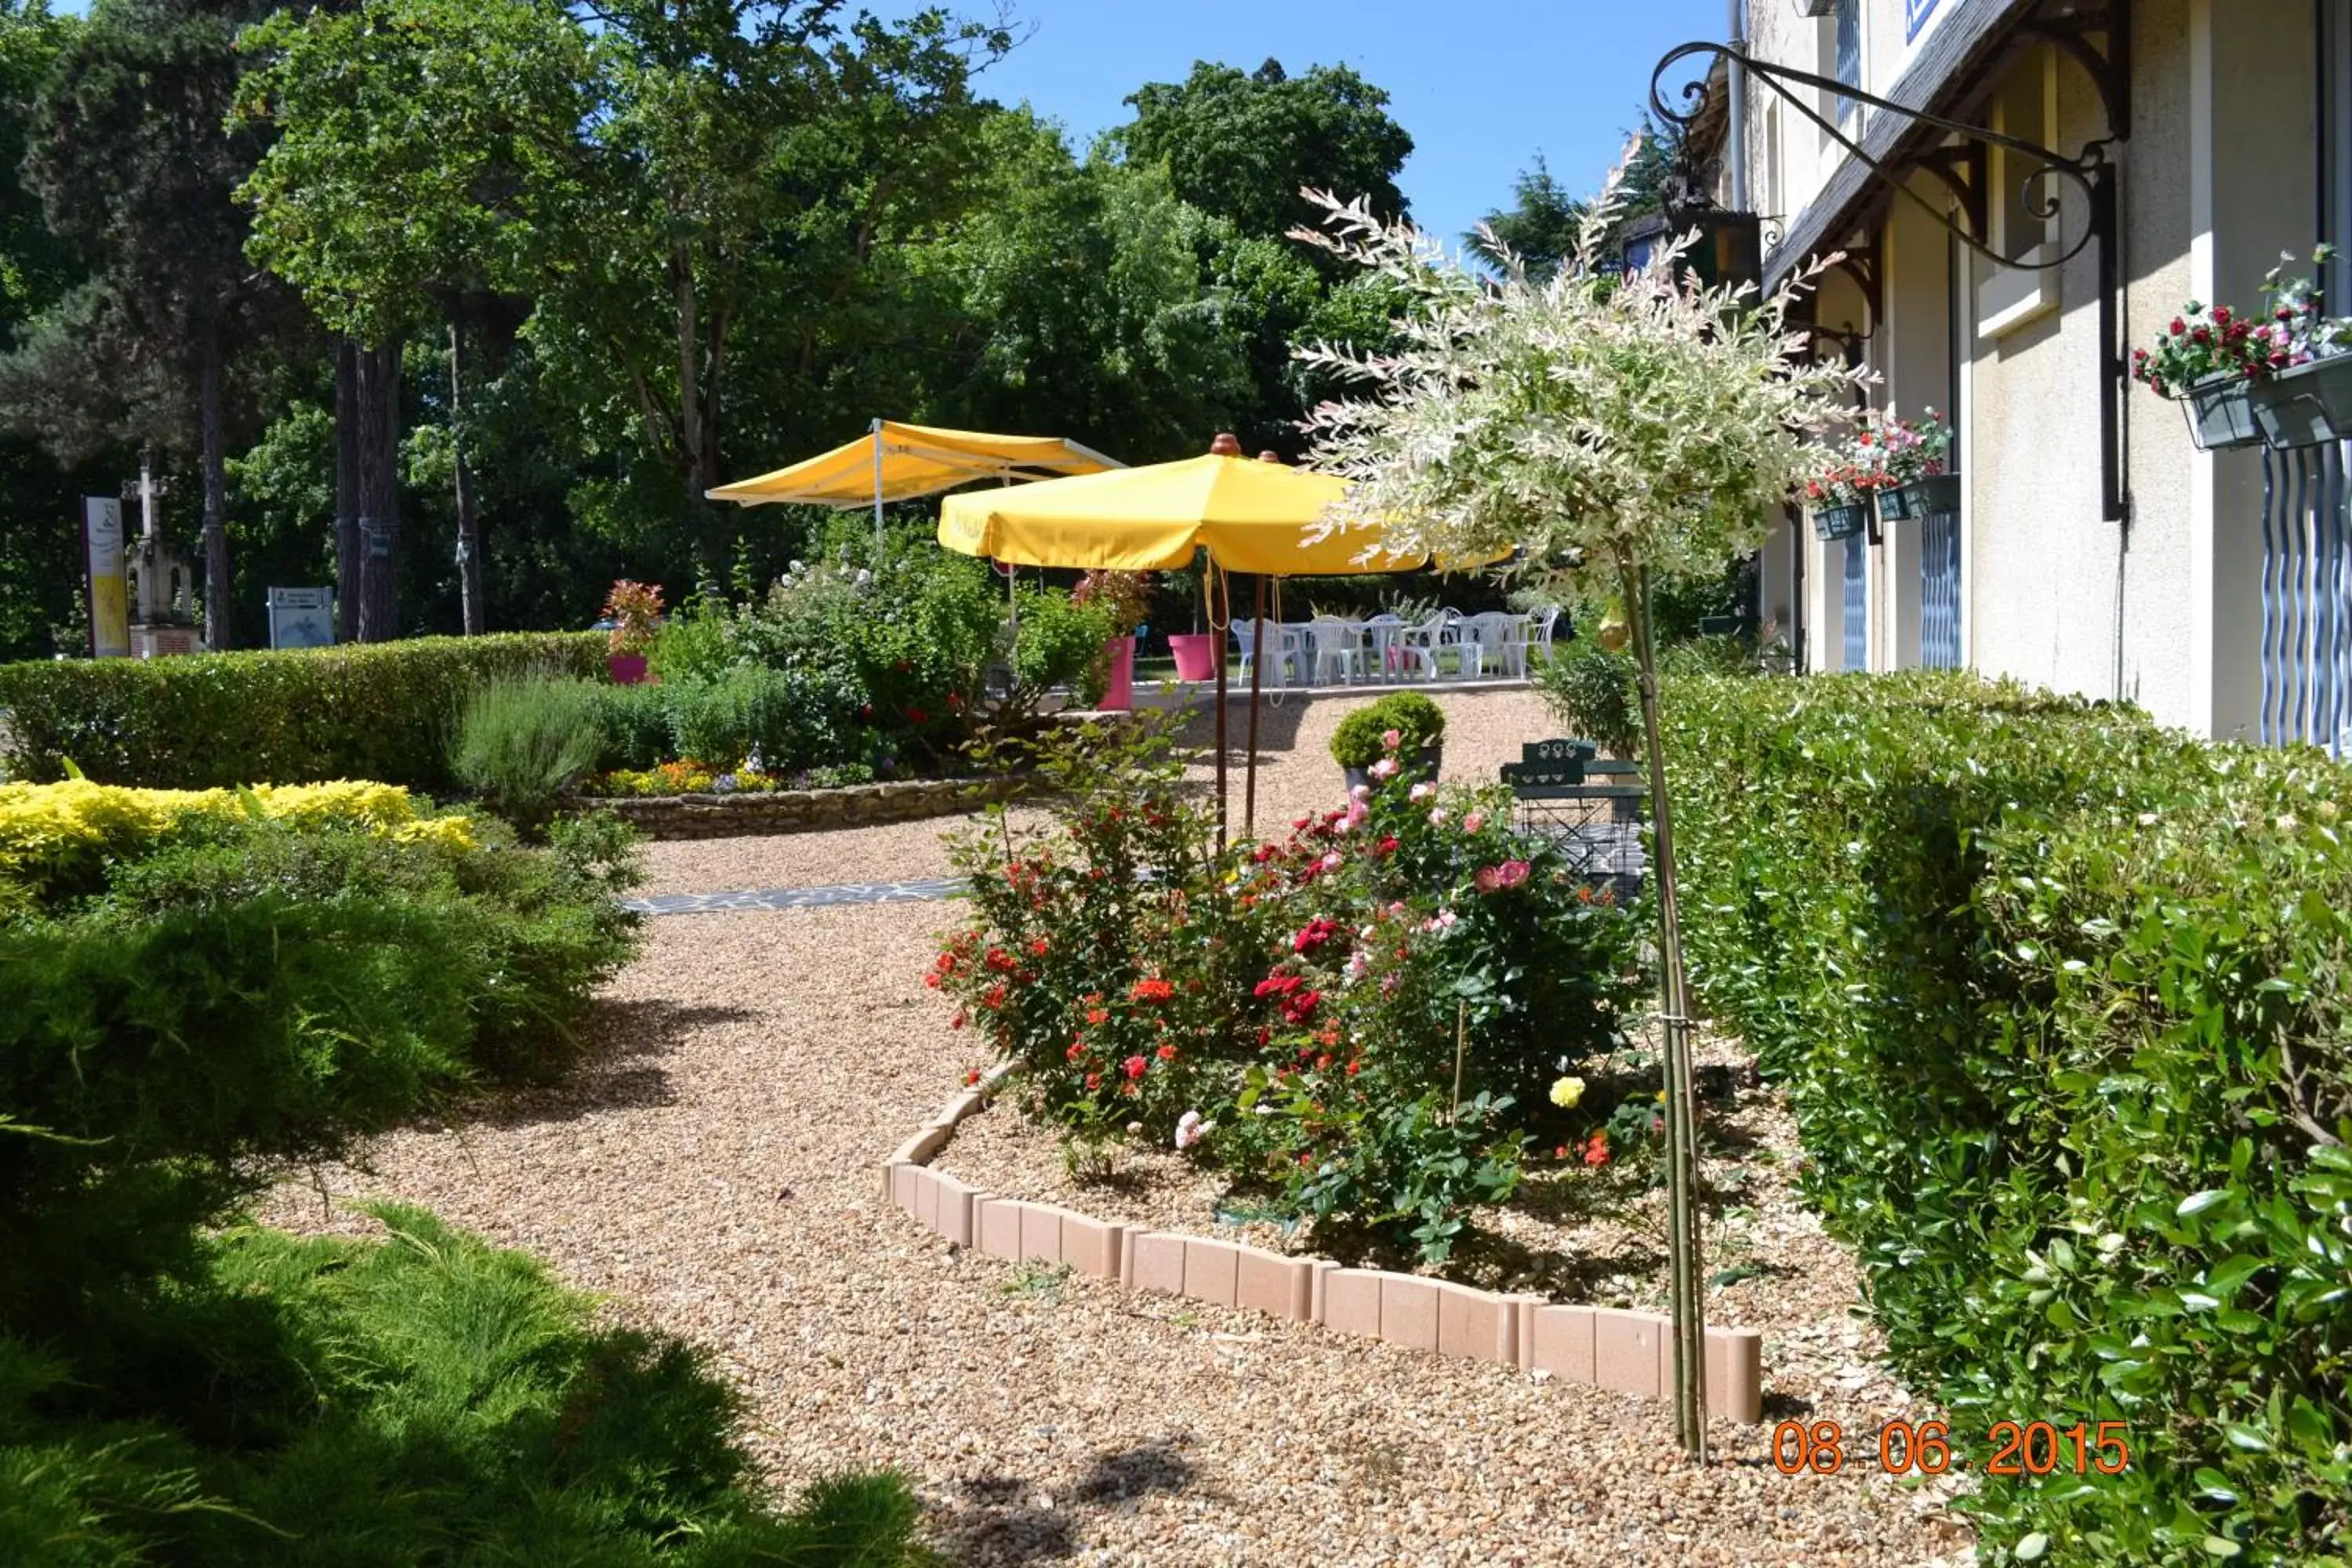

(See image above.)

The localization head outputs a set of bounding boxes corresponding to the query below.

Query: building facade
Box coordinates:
[1728,0,2350,750]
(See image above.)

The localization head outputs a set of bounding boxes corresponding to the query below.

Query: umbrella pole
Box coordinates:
[870,417,885,554]
[1246,575,1265,837]
[1213,562,1229,850]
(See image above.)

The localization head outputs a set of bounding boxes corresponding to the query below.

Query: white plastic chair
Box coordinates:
[1395,611,1450,681]
[1231,621,1291,688]
[1458,612,1526,679]
[1363,613,1406,681]
[1308,618,1367,685]
[1530,605,1561,663]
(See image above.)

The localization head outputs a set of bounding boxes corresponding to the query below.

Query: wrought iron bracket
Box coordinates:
[1649,14,2133,523]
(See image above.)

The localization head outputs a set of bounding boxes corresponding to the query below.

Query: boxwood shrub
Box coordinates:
[1664,670,2350,1566]
[0,631,606,791]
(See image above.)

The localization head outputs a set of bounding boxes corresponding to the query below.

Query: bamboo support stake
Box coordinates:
[1624,555,1708,1464]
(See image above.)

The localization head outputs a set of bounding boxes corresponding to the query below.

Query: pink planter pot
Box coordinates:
[1167,632,1218,682]
[1098,636,1136,712]
[607,652,649,684]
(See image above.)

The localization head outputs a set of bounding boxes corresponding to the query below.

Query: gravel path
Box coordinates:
[262,897,1974,1566]
[255,688,1974,1565]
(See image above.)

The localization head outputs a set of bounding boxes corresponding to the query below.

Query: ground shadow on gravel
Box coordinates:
[448,998,753,1129]
[928,1439,1200,1562]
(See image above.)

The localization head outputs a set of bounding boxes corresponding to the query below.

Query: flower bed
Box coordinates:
[579,772,1033,840]
[935,713,1644,1263]
[882,1060,1768,1424]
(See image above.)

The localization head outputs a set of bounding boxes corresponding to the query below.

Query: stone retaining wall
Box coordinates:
[884,1064,1765,1425]
[576,775,1029,840]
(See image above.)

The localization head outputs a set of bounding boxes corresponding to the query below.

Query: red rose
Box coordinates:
[1123,1054,1147,1080]
[1156,1044,1177,1061]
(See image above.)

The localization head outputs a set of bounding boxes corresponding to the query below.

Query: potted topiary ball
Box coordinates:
[1330,691,1445,793]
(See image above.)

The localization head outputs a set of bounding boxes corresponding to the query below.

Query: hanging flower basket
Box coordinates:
[1811,502,1870,542]
[1886,472,1962,519]
[2246,354,2352,449]
[2180,373,2264,452]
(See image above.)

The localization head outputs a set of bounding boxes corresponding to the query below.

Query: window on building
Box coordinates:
[1989,47,2056,258]
[1835,0,1862,128]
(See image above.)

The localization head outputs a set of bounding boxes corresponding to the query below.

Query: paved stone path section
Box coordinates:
[624,877,967,915]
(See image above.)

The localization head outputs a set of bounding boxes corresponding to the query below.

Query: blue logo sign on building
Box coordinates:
[1906,0,1942,42]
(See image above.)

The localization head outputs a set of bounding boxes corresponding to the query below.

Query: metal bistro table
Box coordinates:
[1500,739,1646,902]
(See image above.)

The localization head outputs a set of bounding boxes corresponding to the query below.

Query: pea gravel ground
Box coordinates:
[263,684,1979,1566]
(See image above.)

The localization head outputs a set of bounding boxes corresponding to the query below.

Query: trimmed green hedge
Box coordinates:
[0,632,607,791]
[1665,672,2350,1566]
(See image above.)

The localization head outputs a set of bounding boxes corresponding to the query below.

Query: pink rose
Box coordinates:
[1369,757,1398,780]
[1461,810,1486,833]
[1381,728,1402,750]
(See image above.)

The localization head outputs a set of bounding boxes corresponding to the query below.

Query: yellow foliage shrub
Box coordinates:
[0,778,475,912]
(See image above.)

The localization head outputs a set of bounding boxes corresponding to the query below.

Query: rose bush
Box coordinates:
[939,717,1642,1260]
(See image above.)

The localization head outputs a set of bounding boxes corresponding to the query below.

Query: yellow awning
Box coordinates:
[707,420,1123,508]
[937,452,1461,575]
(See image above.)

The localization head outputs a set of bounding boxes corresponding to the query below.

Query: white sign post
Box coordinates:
[267,586,336,650]
[82,498,129,659]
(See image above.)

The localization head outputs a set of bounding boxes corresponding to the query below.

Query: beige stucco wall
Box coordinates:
[1740,0,2323,733]
[2194,0,2317,741]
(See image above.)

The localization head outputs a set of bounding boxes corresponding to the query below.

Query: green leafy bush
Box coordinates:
[593,678,678,771]
[0,1207,937,1566]
[1664,670,2351,1566]
[1537,638,1639,757]
[0,632,606,790]
[1329,691,1446,768]
[1008,588,1114,713]
[449,674,608,829]
[664,665,867,775]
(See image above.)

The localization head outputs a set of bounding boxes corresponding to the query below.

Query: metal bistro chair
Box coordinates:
[1500,737,1646,903]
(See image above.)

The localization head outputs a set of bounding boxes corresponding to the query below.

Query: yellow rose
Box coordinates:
[1549,1076,1586,1109]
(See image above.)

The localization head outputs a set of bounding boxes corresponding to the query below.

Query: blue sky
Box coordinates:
[934,0,1727,251]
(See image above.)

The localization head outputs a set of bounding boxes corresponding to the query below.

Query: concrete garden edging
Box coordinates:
[574,774,1030,840]
[882,1064,1765,1425]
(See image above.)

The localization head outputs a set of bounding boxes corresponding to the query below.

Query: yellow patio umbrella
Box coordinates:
[938,434,1500,842]
[707,419,1123,547]
[937,446,1433,575]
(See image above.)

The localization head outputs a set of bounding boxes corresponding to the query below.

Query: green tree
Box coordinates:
[239,0,588,638]
[529,1,1009,579]
[1469,154,1583,281]
[914,111,1250,462]
[1471,121,1679,280]
[7,0,288,650]
[1115,57,1413,245]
